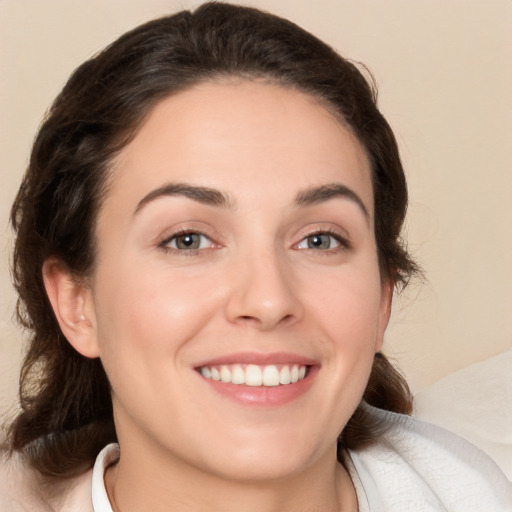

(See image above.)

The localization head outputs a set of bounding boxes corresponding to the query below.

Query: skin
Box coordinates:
[44,80,392,512]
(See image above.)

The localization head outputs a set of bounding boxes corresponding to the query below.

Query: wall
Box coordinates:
[1,0,511,413]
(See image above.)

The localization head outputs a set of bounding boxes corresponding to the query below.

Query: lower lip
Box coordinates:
[197,367,318,407]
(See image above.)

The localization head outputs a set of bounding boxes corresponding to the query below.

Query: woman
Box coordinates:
[1,3,510,511]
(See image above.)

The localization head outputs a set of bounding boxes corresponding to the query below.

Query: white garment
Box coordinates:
[414,349,512,479]
[92,444,118,512]
[2,407,511,511]
[347,406,512,511]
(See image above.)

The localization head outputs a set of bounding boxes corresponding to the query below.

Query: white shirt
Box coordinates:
[2,406,511,511]
[91,443,119,512]
[88,406,512,511]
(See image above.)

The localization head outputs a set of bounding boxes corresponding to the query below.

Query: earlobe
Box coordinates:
[42,258,100,358]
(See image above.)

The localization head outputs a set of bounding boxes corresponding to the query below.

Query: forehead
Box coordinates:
[104,79,373,216]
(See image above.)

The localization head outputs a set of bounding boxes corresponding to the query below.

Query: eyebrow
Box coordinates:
[134,182,232,214]
[295,183,370,220]
[134,181,369,220]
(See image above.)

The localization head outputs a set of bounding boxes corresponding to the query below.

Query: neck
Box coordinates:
[105,442,357,512]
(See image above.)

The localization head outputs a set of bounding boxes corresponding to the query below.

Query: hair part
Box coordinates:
[7,2,417,477]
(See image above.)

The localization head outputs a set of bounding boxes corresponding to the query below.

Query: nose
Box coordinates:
[225,248,303,330]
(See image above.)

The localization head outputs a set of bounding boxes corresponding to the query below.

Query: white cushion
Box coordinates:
[413,349,512,479]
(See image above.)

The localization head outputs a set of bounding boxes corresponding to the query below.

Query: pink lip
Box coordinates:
[194,351,318,368]
[193,352,320,407]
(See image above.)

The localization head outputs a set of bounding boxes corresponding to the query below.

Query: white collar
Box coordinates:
[91,443,119,512]
[90,443,368,512]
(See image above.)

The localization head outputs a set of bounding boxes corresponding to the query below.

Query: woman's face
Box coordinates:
[83,80,391,481]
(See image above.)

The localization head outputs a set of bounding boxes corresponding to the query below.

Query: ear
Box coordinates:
[375,278,394,352]
[42,258,100,358]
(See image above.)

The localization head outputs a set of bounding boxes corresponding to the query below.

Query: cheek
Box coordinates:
[294,268,383,443]
[91,262,223,373]
[301,261,384,390]
[302,262,383,341]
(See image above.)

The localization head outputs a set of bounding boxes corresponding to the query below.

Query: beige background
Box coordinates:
[1,0,511,414]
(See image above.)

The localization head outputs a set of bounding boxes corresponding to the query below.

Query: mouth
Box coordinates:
[197,363,309,387]
[194,353,318,406]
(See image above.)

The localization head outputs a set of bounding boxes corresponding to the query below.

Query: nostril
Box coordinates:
[280,314,296,326]
[237,313,295,326]
[225,278,303,329]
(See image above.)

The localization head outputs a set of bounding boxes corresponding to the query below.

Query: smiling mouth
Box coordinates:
[197,364,309,387]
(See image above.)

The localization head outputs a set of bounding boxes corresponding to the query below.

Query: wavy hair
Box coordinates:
[7,2,417,477]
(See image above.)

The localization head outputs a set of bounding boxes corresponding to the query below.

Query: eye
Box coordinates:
[296,233,343,250]
[161,232,214,251]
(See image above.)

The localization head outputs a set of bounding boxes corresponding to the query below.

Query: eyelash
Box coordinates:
[158,229,215,254]
[295,229,350,252]
[158,228,350,255]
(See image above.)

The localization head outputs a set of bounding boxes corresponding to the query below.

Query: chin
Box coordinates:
[205,452,321,483]
[192,427,333,483]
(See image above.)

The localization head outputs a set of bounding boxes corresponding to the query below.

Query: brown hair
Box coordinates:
[7,2,417,477]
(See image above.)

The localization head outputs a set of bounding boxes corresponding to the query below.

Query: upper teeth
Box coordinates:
[199,364,307,387]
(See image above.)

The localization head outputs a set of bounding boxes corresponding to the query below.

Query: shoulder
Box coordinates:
[0,449,94,512]
[348,404,512,512]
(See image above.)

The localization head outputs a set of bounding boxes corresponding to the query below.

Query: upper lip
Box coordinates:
[194,351,319,368]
